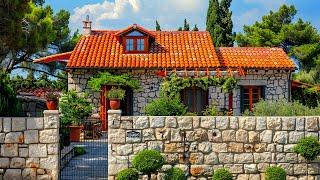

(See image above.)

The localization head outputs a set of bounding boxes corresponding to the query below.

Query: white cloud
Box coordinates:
[233,8,261,32]
[244,0,287,9]
[70,0,208,32]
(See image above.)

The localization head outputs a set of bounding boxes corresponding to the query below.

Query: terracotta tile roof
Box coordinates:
[67,30,220,69]
[216,47,296,70]
[34,52,72,64]
[114,24,156,38]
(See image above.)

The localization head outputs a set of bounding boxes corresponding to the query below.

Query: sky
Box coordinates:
[46,0,320,33]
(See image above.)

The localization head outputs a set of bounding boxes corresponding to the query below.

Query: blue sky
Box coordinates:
[46,0,320,33]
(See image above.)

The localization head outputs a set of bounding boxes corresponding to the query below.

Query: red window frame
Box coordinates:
[181,87,209,114]
[123,36,149,53]
[241,86,264,112]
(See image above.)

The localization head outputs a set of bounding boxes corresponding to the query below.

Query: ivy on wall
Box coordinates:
[160,74,238,98]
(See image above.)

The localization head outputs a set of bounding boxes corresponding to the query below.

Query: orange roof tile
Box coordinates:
[34,52,72,64]
[216,47,296,70]
[67,30,220,69]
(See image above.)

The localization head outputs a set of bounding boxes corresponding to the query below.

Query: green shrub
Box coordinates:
[116,168,139,180]
[164,167,186,180]
[132,150,165,175]
[145,97,187,116]
[294,136,320,161]
[244,100,320,116]
[212,168,233,180]
[106,87,126,100]
[265,166,286,180]
[74,146,86,156]
[202,101,218,116]
[59,91,93,126]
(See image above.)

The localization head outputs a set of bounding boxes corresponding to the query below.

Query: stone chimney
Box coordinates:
[83,15,92,35]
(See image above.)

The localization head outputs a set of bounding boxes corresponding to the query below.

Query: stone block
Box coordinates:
[133,117,149,129]
[10,157,25,168]
[143,129,155,141]
[222,130,235,141]
[47,144,59,155]
[43,112,59,129]
[155,128,170,141]
[236,129,248,142]
[273,131,288,144]
[306,117,319,131]
[216,117,229,129]
[177,117,193,130]
[164,153,179,164]
[239,117,256,130]
[189,153,204,164]
[296,117,305,131]
[244,164,257,173]
[260,130,273,143]
[248,131,259,143]
[39,129,58,143]
[282,117,296,130]
[22,168,37,180]
[198,142,212,153]
[165,117,177,128]
[164,143,184,153]
[3,169,22,180]
[40,155,58,170]
[0,133,5,143]
[200,117,215,129]
[228,142,243,152]
[1,144,18,157]
[256,117,267,130]
[218,153,234,163]
[108,164,128,176]
[186,129,208,142]
[11,118,26,131]
[27,118,43,130]
[267,117,281,130]
[229,117,239,129]
[257,163,269,172]
[254,143,266,153]
[109,129,126,143]
[294,163,307,175]
[234,153,254,163]
[150,117,165,128]
[170,129,181,142]
[193,117,200,128]
[148,141,163,152]
[29,144,47,158]
[285,153,298,163]
[5,132,24,144]
[254,152,272,163]
[289,131,305,143]
[0,158,10,168]
[204,152,218,164]
[3,118,11,132]
[208,129,222,142]
[24,130,39,144]
[133,144,146,153]
[224,164,243,174]
[190,165,212,176]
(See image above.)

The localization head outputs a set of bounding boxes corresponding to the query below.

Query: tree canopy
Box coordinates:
[206,0,234,47]
[236,5,320,85]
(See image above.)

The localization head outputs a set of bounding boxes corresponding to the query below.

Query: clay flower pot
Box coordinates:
[109,99,121,110]
[46,99,58,110]
[69,126,83,142]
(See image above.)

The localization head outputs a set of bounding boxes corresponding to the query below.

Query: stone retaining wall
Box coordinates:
[0,110,59,180]
[107,111,320,180]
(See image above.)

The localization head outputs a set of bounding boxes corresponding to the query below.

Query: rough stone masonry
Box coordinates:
[0,110,59,180]
[107,110,320,180]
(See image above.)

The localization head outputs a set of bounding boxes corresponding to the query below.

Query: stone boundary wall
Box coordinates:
[107,111,320,180]
[0,110,59,180]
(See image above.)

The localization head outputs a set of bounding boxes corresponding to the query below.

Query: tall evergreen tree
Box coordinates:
[193,24,199,31]
[156,20,161,31]
[206,0,234,47]
[183,19,190,31]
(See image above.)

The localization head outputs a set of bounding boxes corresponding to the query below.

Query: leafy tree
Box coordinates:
[193,24,199,31]
[156,20,161,31]
[206,0,234,47]
[236,5,320,85]
[183,19,190,31]
[178,27,183,31]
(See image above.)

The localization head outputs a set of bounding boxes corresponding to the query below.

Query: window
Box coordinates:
[181,87,208,114]
[241,86,265,112]
[137,39,145,51]
[126,39,134,51]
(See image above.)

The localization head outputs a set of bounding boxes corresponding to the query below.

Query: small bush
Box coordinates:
[116,168,139,180]
[212,168,233,180]
[145,97,187,116]
[132,150,165,175]
[294,136,320,161]
[265,166,286,180]
[106,87,126,100]
[202,101,218,116]
[74,146,86,156]
[244,100,320,116]
[164,167,186,180]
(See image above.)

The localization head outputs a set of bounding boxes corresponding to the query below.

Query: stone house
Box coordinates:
[35,18,296,130]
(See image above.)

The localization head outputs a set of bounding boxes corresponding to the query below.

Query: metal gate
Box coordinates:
[59,120,108,180]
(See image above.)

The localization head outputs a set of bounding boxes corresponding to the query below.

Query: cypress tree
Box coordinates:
[183,19,190,31]
[156,20,161,31]
[193,24,199,31]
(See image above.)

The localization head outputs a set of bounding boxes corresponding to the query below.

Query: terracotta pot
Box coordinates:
[46,100,58,110]
[109,99,121,110]
[69,126,82,142]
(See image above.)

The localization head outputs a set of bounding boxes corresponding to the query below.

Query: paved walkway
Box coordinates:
[60,133,108,180]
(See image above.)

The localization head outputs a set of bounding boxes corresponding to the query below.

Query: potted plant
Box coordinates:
[106,87,126,110]
[59,91,93,142]
[45,92,59,110]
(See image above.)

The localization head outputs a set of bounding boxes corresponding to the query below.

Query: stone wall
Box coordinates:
[17,95,47,117]
[68,69,290,116]
[107,111,320,180]
[0,110,59,179]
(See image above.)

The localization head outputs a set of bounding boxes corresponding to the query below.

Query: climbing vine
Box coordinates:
[160,74,237,98]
